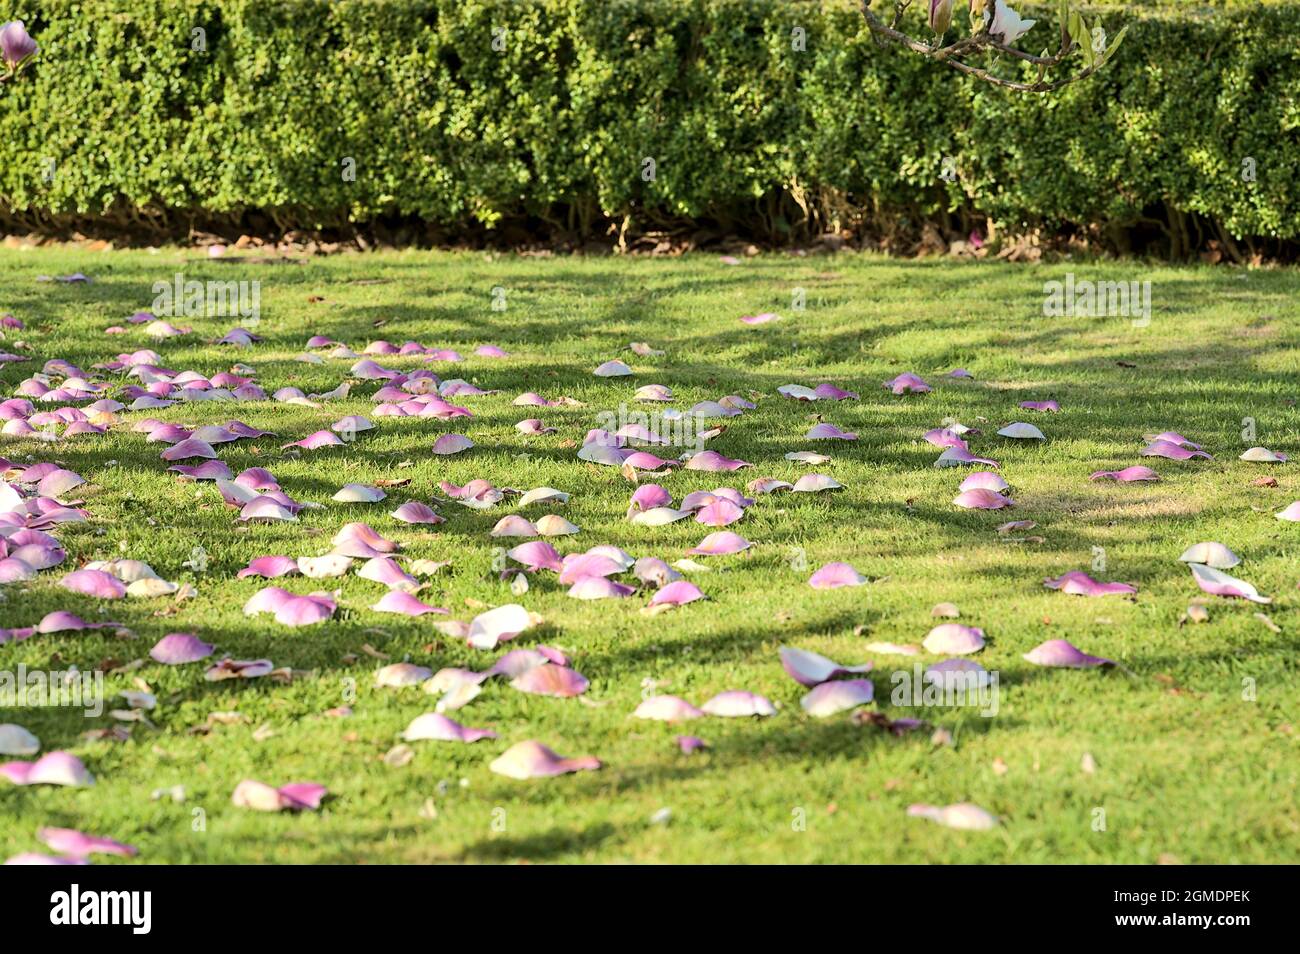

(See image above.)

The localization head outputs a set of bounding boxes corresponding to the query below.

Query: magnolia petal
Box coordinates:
[1090,466,1160,482]
[935,446,999,469]
[684,451,750,472]
[1023,639,1114,668]
[490,515,539,538]
[1240,446,1287,463]
[922,623,986,655]
[507,540,564,572]
[808,562,865,589]
[779,646,873,687]
[594,359,633,377]
[1274,502,1300,522]
[633,695,705,721]
[149,633,214,665]
[884,372,930,394]
[688,531,752,555]
[1188,563,1270,603]
[1177,542,1240,569]
[700,690,777,718]
[468,603,537,650]
[38,828,137,859]
[997,422,1045,440]
[1020,400,1059,412]
[1141,440,1211,461]
[1043,571,1137,597]
[391,501,445,525]
[275,593,336,626]
[373,590,446,616]
[806,423,858,441]
[333,483,386,503]
[510,663,590,697]
[60,568,126,599]
[376,662,435,687]
[953,488,1013,510]
[958,471,1009,494]
[536,514,580,536]
[569,576,636,600]
[907,803,997,831]
[792,473,842,493]
[490,741,601,780]
[402,713,497,743]
[433,433,474,455]
[1,751,93,787]
[297,555,354,578]
[650,580,704,606]
[0,724,40,756]
[801,679,874,717]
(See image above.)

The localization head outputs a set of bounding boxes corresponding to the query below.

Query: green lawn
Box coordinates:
[1,246,1298,864]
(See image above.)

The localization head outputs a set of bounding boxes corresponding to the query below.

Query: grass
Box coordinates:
[1,245,1298,864]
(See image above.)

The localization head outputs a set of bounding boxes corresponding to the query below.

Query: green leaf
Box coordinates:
[1098,24,1130,69]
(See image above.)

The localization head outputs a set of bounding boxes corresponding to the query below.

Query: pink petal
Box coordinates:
[433,433,474,455]
[373,591,447,616]
[1019,400,1059,412]
[1043,571,1137,597]
[1090,466,1160,482]
[489,740,602,779]
[922,624,986,654]
[391,501,445,524]
[801,678,874,716]
[60,568,127,599]
[953,488,1014,510]
[149,633,215,665]
[885,372,931,394]
[275,593,337,626]
[908,803,998,830]
[38,827,137,858]
[402,713,497,743]
[1,752,93,787]
[958,471,1009,493]
[700,690,777,718]
[684,451,750,472]
[1141,440,1211,461]
[237,556,300,579]
[568,576,636,599]
[1023,639,1114,668]
[935,446,999,468]
[376,662,435,687]
[695,499,744,526]
[508,541,564,572]
[160,438,217,461]
[510,663,590,697]
[468,603,536,650]
[284,430,344,450]
[779,646,872,687]
[808,562,866,589]
[676,735,708,753]
[1188,563,1270,603]
[806,423,858,441]
[634,695,705,721]
[688,531,752,555]
[650,580,704,606]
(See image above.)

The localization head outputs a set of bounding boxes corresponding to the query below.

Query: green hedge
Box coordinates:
[1,0,1297,249]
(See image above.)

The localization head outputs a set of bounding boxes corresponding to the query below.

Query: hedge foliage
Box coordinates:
[1,0,1297,247]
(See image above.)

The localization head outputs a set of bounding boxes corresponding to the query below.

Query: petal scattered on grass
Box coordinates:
[808,562,866,589]
[489,740,601,779]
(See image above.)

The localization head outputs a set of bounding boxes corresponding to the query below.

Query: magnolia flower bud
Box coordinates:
[929,0,955,34]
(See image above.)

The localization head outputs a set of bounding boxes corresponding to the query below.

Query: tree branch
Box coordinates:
[860,0,1107,93]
